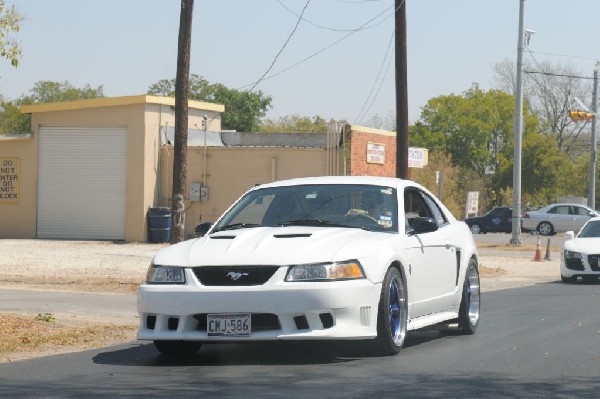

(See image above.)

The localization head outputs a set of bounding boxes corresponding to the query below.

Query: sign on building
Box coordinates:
[408,147,428,168]
[366,142,385,164]
[0,157,19,204]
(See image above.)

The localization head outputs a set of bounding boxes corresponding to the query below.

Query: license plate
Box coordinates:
[207,313,251,337]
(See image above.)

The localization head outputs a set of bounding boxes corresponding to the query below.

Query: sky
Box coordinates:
[2,0,600,127]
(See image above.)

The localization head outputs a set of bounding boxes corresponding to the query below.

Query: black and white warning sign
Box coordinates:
[0,158,19,204]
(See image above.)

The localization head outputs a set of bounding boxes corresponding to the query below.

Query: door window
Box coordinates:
[404,188,447,231]
[549,205,570,215]
[573,206,590,216]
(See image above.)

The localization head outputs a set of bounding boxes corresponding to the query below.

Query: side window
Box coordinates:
[550,206,569,215]
[573,206,590,216]
[422,192,448,226]
[404,188,442,231]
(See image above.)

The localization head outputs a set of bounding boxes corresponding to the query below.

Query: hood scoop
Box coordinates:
[273,233,312,238]
[208,235,236,240]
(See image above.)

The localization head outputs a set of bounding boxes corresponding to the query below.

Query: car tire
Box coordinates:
[373,267,408,356]
[458,258,480,335]
[153,340,202,355]
[537,222,554,236]
[561,274,577,284]
[469,224,482,234]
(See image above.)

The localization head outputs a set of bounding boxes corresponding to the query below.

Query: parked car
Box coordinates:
[522,203,599,235]
[137,176,480,356]
[465,207,512,234]
[561,217,600,283]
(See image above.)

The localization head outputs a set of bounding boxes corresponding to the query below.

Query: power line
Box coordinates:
[247,0,311,92]
[353,29,394,124]
[240,3,395,90]
[523,70,593,80]
[275,0,389,32]
[527,50,599,63]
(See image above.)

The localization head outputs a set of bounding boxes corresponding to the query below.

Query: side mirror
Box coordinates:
[564,231,575,240]
[195,222,213,237]
[410,217,438,235]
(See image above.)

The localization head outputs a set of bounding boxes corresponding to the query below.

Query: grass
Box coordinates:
[0,313,136,362]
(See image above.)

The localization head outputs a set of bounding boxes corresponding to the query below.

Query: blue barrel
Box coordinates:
[147,207,172,243]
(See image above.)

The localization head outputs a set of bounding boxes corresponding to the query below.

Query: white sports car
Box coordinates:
[137,176,480,356]
[561,216,600,283]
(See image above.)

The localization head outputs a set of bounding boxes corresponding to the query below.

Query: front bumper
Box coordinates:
[561,253,600,278]
[137,268,382,342]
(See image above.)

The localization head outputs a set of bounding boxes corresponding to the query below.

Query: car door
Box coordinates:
[572,205,595,231]
[486,208,504,232]
[403,188,456,317]
[547,205,572,232]
[498,208,513,232]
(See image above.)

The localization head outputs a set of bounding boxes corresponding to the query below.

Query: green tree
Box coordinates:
[411,85,538,206]
[493,132,570,207]
[259,114,328,133]
[148,74,272,132]
[0,81,104,134]
[0,1,22,68]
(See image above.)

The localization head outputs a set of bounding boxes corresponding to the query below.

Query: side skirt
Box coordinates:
[408,311,459,331]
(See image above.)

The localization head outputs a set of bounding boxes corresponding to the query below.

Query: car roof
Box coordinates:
[255,176,414,190]
[537,203,593,210]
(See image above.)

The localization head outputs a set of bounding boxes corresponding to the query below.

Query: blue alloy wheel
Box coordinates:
[388,275,406,345]
[458,258,480,334]
[374,267,407,355]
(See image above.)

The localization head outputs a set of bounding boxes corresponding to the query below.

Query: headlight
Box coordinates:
[146,264,186,284]
[564,250,583,260]
[285,260,365,282]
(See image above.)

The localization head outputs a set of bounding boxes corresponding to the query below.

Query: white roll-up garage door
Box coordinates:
[37,126,127,240]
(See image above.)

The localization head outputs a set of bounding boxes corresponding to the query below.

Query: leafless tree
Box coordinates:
[492,58,592,160]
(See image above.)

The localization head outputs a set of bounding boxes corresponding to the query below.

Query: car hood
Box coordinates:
[153,226,393,266]
[564,237,600,254]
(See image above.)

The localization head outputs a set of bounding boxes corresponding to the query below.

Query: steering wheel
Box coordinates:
[348,212,380,228]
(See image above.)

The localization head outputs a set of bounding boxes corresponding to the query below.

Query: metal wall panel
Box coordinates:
[37,126,127,239]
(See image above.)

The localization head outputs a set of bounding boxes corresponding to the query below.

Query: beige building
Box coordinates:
[0,95,223,241]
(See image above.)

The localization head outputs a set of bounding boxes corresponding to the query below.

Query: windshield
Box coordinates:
[578,220,600,238]
[212,184,398,233]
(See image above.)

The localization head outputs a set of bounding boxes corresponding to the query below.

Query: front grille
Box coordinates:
[194,313,281,332]
[588,255,600,271]
[192,266,280,286]
[565,257,585,271]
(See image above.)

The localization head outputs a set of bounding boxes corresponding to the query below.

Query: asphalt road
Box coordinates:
[1,282,599,398]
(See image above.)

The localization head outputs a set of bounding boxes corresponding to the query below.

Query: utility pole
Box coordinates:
[171,0,194,244]
[510,0,525,245]
[395,0,409,179]
[589,69,597,209]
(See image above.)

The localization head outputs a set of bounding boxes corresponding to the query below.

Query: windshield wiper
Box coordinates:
[211,223,261,233]
[279,219,364,229]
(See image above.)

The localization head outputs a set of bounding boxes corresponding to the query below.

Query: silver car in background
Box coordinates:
[522,203,599,235]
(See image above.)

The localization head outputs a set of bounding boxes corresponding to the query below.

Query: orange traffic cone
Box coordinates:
[534,236,543,261]
[544,238,551,261]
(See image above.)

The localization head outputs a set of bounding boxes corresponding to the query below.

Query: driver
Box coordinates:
[346,191,384,221]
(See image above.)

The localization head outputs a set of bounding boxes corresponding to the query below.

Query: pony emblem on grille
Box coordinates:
[227,271,249,281]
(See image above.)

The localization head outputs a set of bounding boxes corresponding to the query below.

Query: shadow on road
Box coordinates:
[93,330,449,367]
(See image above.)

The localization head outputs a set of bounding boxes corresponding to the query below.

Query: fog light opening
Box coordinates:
[294,315,309,330]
